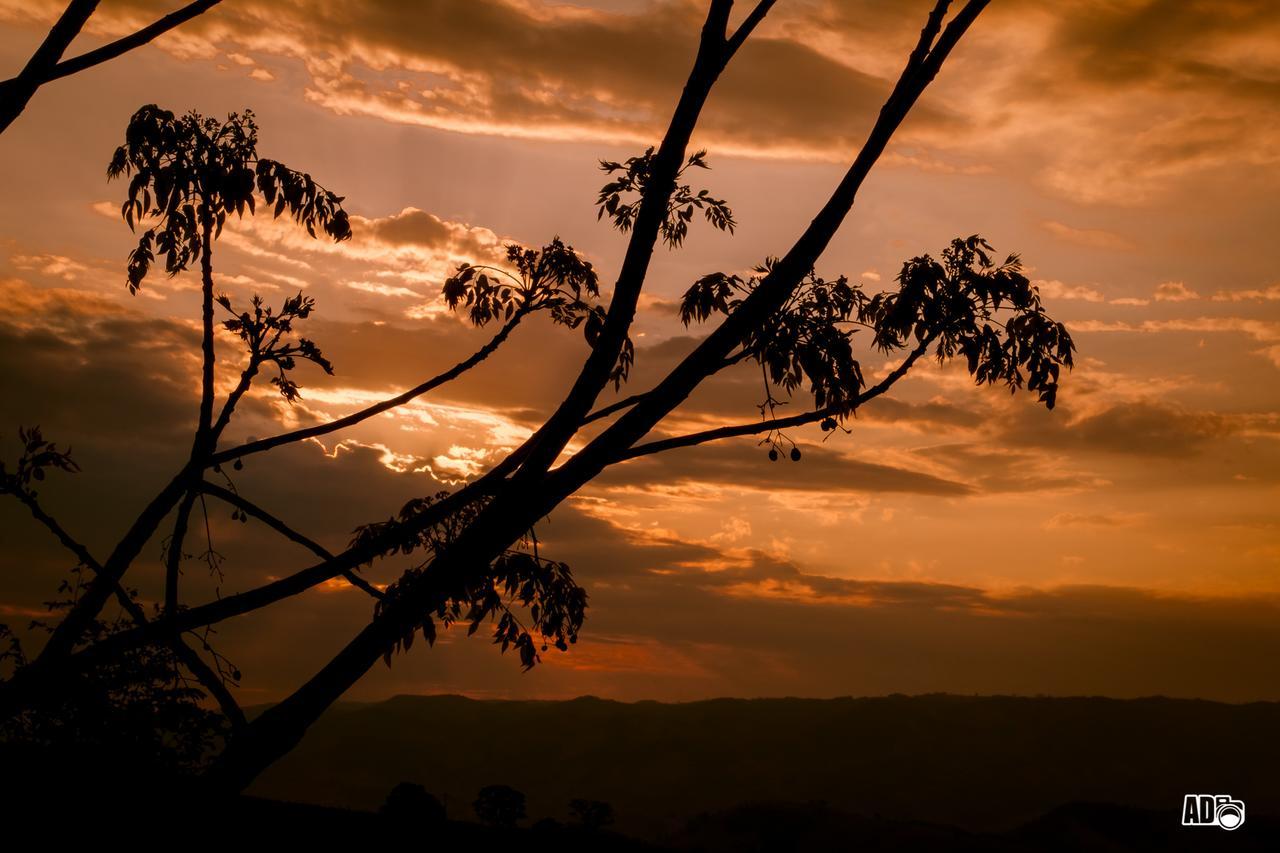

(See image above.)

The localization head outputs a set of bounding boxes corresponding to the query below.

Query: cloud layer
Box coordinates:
[5,0,1278,202]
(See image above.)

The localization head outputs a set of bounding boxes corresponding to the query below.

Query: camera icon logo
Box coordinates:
[1182,794,1245,831]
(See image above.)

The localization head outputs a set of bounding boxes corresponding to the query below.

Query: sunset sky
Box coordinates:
[1,0,1278,704]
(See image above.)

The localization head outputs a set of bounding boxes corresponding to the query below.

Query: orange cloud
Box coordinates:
[1039,220,1135,251]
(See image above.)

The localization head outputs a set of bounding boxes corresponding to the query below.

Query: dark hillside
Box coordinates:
[249,693,1279,839]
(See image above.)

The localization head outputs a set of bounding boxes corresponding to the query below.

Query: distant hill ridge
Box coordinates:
[249,693,1280,838]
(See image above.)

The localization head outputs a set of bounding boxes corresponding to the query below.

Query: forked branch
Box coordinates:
[5,481,246,728]
[210,308,530,468]
[198,481,383,600]
[0,1,225,135]
[617,335,936,462]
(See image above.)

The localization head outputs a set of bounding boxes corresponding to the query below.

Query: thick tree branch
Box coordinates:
[48,468,513,667]
[581,393,648,427]
[905,1,952,79]
[545,1,990,499]
[34,0,223,84]
[157,218,218,618]
[66,551,373,666]
[1,2,224,136]
[77,433,553,679]
[34,467,191,664]
[579,346,752,431]
[508,0,762,482]
[0,0,99,133]
[725,0,777,59]
[163,490,197,616]
[196,218,218,450]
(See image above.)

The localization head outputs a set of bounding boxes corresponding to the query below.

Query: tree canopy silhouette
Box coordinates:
[474,784,527,829]
[1,0,1077,793]
[381,781,446,827]
[570,798,616,831]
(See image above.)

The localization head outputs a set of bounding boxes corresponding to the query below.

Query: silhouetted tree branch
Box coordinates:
[1,451,245,728]
[6,0,1084,795]
[724,0,777,58]
[0,0,223,134]
[163,491,197,617]
[0,0,99,134]
[34,108,352,666]
[209,307,531,468]
[34,1,222,84]
[38,468,522,668]
[617,334,937,462]
[504,0,745,484]
[209,362,260,446]
[552,1,990,491]
[581,393,649,426]
[198,481,383,600]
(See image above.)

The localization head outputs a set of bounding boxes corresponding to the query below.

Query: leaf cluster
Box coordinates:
[597,148,735,248]
[444,239,634,389]
[255,159,351,242]
[349,490,490,563]
[570,798,616,830]
[354,493,587,672]
[107,104,350,293]
[865,235,1076,409]
[683,261,867,414]
[681,236,1076,418]
[474,784,527,829]
[376,550,586,672]
[444,238,599,326]
[217,291,333,403]
[0,426,80,494]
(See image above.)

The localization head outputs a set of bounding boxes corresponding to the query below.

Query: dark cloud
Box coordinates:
[361,208,453,248]
[910,442,1098,494]
[4,276,1279,705]
[292,0,948,153]
[6,0,1277,204]
[317,505,1280,703]
[353,207,501,262]
[985,0,1280,200]
[0,302,198,445]
[855,397,984,430]
[1001,400,1234,458]
[7,0,953,158]
[596,439,973,496]
[1029,0,1280,97]
[0,280,459,612]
